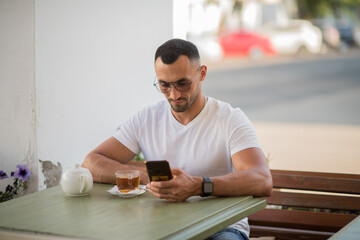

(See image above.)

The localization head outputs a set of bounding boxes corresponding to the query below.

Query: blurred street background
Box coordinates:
[184,0,360,173]
[187,0,360,62]
[204,49,360,174]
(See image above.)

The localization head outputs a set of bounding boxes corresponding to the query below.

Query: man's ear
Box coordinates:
[200,65,207,81]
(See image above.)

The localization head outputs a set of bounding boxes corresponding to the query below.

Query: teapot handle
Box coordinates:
[80,174,88,194]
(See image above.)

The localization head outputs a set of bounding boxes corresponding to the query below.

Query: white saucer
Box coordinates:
[107,185,147,198]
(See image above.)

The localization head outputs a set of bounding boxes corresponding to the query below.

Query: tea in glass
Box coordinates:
[115,170,140,193]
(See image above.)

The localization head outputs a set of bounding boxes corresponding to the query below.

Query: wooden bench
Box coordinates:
[248,169,360,240]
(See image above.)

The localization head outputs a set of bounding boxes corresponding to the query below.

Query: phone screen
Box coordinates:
[145,160,173,182]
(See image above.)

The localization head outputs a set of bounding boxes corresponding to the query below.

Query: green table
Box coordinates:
[329,215,360,240]
[0,183,265,240]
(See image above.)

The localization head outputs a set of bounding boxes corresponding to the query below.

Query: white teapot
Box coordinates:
[61,164,93,196]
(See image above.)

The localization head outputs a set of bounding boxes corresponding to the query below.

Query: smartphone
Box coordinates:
[145,160,173,182]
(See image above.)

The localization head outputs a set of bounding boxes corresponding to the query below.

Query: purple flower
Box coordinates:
[0,170,9,180]
[13,165,31,182]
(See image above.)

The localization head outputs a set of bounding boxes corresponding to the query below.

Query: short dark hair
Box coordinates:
[155,38,200,64]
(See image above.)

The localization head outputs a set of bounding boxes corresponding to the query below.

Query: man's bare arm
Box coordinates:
[211,147,272,197]
[81,137,149,184]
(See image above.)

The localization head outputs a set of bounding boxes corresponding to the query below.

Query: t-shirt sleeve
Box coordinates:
[113,111,142,155]
[228,109,261,156]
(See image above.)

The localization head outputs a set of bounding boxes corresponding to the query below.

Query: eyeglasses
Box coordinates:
[153,78,192,93]
[153,66,202,93]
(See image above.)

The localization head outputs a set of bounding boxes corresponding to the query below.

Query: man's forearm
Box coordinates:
[211,167,272,197]
[81,152,148,184]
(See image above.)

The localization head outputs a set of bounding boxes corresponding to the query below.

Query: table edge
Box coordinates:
[162,197,266,240]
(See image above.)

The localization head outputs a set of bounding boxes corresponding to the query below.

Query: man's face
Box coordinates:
[154,55,203,113]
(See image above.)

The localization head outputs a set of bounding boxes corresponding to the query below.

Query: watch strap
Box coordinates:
[201,177,213,197]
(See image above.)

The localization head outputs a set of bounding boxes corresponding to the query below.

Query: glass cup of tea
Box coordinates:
[115,170,140,193]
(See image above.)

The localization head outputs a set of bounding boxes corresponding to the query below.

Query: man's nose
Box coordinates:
[169,85,181,100]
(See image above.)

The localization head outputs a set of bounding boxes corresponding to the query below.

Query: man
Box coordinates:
[82,39,272,240]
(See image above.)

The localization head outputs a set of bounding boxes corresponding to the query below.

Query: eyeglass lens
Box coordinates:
[157,79,191,93]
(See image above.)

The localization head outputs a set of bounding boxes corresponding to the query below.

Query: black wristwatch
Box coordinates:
[201,177,213,197]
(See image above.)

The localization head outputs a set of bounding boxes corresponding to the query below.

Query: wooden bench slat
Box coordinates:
[271,170,360,180]
[271,170,360,194]
[249,170,360,239]
[248,208,357,233]
[266,190,360,211]
[250,225,334,240]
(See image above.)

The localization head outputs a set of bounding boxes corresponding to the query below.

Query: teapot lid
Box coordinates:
[67,164,89,174]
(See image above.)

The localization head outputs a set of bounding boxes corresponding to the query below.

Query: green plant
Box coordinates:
[0,165,31,202]
[133,152,145,161]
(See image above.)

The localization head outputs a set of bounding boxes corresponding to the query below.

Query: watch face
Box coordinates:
[204,182,213,193]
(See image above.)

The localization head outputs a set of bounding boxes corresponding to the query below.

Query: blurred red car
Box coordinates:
[219,31,276,59]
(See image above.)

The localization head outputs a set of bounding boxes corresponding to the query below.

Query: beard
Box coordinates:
[168,97,190,112]
[168,91,199,113]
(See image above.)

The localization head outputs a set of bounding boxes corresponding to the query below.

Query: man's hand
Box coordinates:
[146,168,202,202]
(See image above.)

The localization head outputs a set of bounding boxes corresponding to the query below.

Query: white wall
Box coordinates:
[35,0,172,190]
[173,0,190,39]
[0,0,38,193]
[0,0,173,192]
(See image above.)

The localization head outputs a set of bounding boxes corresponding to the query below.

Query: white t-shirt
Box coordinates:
[113,96,261,237]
